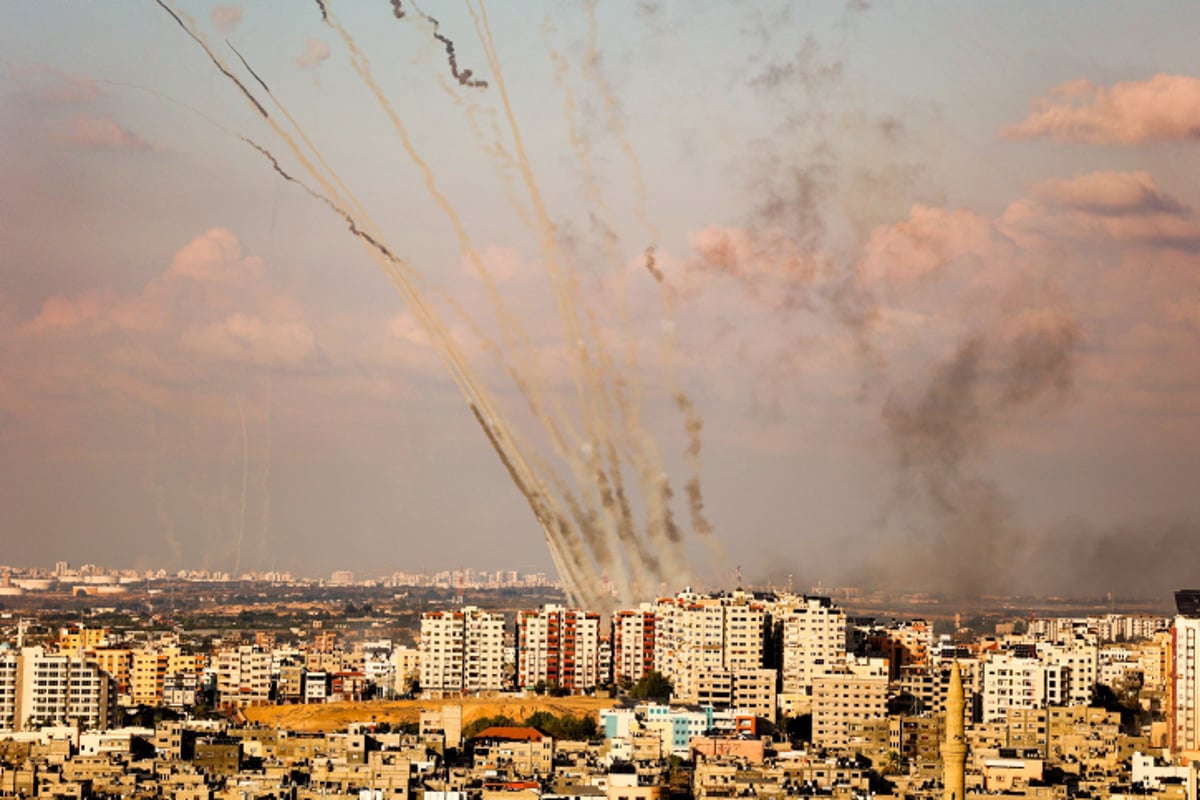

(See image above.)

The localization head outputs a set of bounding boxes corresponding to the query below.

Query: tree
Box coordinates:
[628,670,672,701]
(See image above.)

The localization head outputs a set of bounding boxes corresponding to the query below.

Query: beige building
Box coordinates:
[653,590,767,704]
[215,645,271,708]
[811,660,888,749]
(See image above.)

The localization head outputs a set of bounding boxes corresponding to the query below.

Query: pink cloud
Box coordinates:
[685,224,821,309]
[1001,171,1200,251]
[167,228,263,284]
[210,4,244,34]
[1029,170,1186,216]
[1001,74,1200,144]
[181,314,315,367]
[295,39,331,70]
[859,205,997,284]
[62,113,150,151]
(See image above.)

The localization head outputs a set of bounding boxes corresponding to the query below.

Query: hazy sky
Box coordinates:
[2,2,1199,599]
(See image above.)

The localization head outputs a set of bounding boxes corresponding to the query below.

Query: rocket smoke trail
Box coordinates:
[397,1,489,89]
[160,0,718,607]
[233,394,249,578]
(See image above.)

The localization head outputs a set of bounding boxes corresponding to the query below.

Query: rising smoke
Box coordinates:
[157,0,718,609]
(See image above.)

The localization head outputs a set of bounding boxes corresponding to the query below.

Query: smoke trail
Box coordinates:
[258,376,273,571]
[226,40,271,95]
[233,394,249,579]
[389,0,405,20]
[146,412,183,567]
[154,0,269,119]
[402,0,488,89]
[318,5,618,600]
[314,0,328,22]
[644,246,664,283]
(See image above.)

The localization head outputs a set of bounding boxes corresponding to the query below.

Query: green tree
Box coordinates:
[628,670,672,701]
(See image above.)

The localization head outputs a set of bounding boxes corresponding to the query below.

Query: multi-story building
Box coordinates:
[776,595,847,699]
[612,604,656,685]
[1171,591,1200,758]
[811,660,889,749]
[419,606,506,695]
[980,652,1064,723]
[654,590,768,703]
[130,651,168,706]
[1039,637,1097,707]
[215,646,271,709]
[1,647,117,731]
[516,605,601,692]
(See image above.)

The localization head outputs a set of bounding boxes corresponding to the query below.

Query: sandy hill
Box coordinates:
[242,695,616,733]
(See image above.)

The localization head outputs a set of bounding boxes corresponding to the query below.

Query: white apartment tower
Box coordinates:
[0,647,117,731]
[980,652,1065,723]
[419,606,506,695]
[777,595,847,696]
[653,590,767,703]
[1171,591,1200,757]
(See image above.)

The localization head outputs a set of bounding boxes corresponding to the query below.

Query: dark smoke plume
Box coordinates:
[314,0,328,22]
[396,1,488,89]
[879,311,1080,595]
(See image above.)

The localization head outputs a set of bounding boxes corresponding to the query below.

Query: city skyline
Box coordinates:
[2,3,1200,597]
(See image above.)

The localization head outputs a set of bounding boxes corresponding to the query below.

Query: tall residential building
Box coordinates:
[776,595,847,697]
[516,605,602,692]
[612,605,656,686]
[654,590,768,703]
[1171,591,1200,757]
[215,645,271,709]
[0,647,117,731]
[419,606,506,695]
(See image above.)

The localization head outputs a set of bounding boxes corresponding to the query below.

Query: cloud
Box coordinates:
[1000,170,1200,252]
[1001,73,1200,144]
[181,314,315,367]
[1029,170,1187,216]
[859,205,998,284]
[61,113,150,151]
[167,228,263,284]
[30,66,103,104]
[210,4,244,34]
[295,39,331,70]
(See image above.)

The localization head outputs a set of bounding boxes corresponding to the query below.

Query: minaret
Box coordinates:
[942,661,967,800]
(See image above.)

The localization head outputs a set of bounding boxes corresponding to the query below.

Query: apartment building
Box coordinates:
[215,646,271,709]
[654,590,768,703]
[612,604,656,685]
[776,595,847,698]
[516,605,601,692]
[811,660,889,749]
[419,606,506,695]
[1171,593,1200,758]
[980,652,1065,723]
[0,647,117,731]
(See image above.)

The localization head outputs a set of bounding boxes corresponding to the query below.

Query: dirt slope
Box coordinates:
[242,695,616,732]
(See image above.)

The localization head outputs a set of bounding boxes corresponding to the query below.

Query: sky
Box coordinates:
[2,1,1199,602]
